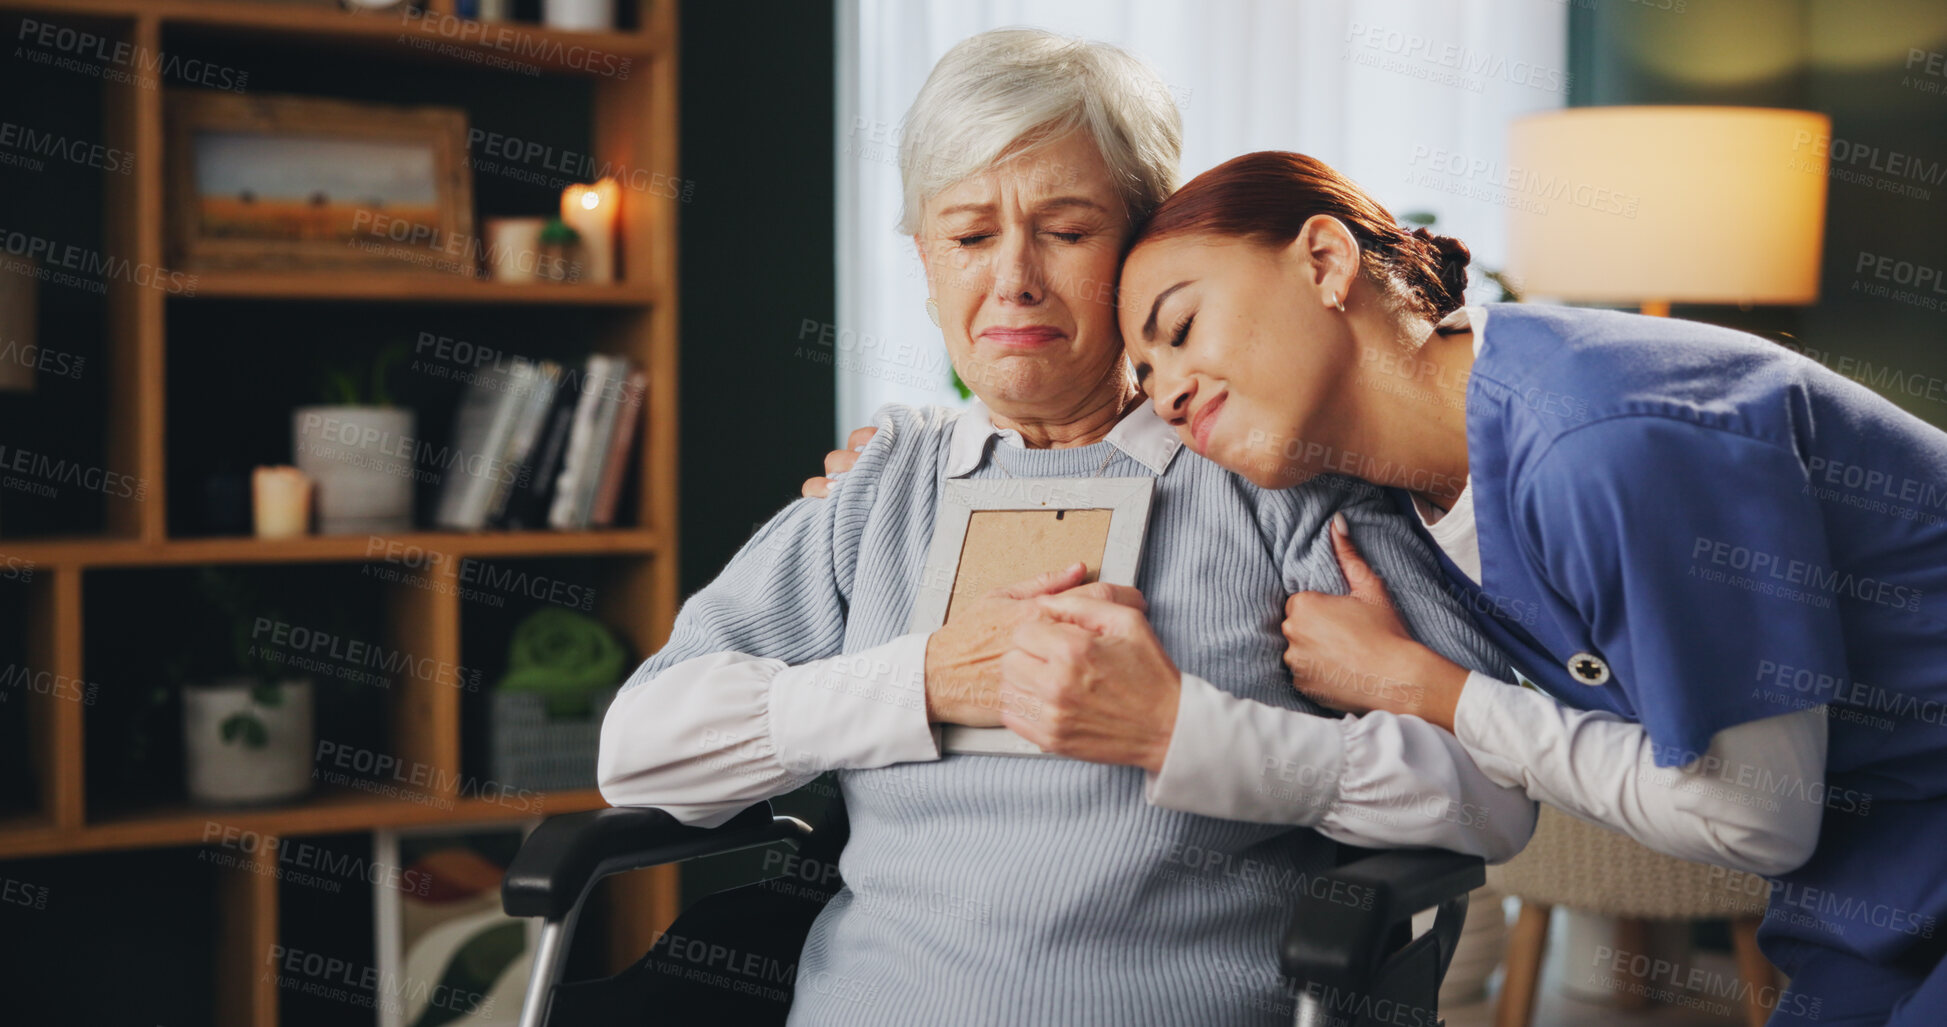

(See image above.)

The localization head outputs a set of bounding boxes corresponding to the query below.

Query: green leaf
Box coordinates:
[539,217,580,245]
[369,341,409,408]
[949,365,973,400]
[408,921,525,1027]
[250,681,284,707]
[1483,269,1525,304]
[220,712,269,749]
[324,368,361,406]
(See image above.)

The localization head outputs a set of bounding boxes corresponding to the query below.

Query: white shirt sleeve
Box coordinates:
[1143,674,1538,862]
[1451,671,1826,876]
[597,632,940,828]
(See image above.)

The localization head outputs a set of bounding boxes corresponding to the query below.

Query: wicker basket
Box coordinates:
[489,686,618,793]
[1488,805,1770,919]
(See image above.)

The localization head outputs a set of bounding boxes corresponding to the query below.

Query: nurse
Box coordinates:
[1103,150,1947,1026]
[810,148,1947,1023]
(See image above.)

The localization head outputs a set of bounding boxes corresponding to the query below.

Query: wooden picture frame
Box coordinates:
[166,90,475,272]
[909,476,1157,757]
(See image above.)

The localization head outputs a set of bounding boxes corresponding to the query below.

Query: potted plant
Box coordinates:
[292,340,416,534]
[175,568,315,806]
[536,216,581,282]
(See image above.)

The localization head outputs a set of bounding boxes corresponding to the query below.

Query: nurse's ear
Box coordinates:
[1287,214,1363,313]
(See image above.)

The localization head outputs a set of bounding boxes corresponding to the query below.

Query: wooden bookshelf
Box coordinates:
[0,1,684,1022]
[187,269,663,305]
[2,527,662,568]
[0,787,615,860]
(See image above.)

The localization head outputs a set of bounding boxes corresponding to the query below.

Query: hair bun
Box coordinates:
[1410,227,1472,304]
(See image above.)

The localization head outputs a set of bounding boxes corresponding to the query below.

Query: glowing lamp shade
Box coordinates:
[1505,107,1830,308]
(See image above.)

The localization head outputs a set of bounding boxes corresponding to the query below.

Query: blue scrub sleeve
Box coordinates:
[1516,416,1855,767]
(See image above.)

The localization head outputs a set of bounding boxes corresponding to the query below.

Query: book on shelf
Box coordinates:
[497,373,580,531]
[436,353,645,532]
[567,358,627,528]
[484,359,564,526]
[591,368,647,527]
[549,354,623,530]
[433,356,547,530]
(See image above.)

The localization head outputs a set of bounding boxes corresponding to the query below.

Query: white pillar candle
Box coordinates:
[560,179,619,284]
[485,217,547,283]
[253,466,312,539]
[544,0,615,32]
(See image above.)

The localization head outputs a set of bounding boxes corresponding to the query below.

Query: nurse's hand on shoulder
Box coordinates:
[1001,591,1182,774]
[1284,514,1470,732]
[801,427,878,498]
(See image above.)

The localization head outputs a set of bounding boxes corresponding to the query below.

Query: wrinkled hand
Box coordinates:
[925,563,1147,728]
[802,426,878,499]
[1000,593,1180,773]
[1282,513,1467,730]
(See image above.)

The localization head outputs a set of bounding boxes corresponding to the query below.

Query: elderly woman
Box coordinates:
[599,28,1531,1026]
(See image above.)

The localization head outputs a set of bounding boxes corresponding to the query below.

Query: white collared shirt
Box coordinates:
[939,397,1183,479]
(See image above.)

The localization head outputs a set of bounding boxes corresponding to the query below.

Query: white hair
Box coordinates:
[896,28,1183,235]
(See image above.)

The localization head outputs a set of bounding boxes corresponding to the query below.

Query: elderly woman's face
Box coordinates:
[916,130,1129,416]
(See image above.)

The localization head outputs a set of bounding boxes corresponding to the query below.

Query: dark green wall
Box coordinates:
[677,0,837,599]
[671,0,840,904]
[1571,0,1947,428]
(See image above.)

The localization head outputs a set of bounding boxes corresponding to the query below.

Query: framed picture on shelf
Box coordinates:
[165,90,475,273]
[374,820,541,1027]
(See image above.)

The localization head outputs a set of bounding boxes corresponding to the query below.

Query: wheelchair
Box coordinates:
[501,795,1484,1027]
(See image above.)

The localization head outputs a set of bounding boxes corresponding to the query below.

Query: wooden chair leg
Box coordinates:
[1731,916,1777,1027]
[1494,900,1552,1027]
[1613,918,1652,1010]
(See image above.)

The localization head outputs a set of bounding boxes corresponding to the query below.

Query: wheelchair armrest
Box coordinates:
[1280,849,1485,994]
[502,803,812,921]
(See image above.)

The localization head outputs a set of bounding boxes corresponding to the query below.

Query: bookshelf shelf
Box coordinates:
[2,528,663,568]
[183,271,662,306]
[0,787,612,860]
[0,0,682,1021]
[4,0,664,78]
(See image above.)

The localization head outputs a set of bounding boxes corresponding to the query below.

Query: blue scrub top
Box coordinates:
[1401,303,1947,976]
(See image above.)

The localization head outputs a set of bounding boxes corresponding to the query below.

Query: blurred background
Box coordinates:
[0,1,1940,1024]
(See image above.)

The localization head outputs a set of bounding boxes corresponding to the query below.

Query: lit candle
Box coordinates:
[253,466,312,539]
[559,179,619,284]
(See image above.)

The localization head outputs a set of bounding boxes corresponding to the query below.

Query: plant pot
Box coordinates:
[182,676,314,806]
[292,405,415,534]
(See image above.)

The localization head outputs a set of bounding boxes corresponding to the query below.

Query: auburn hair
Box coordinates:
[1130,150,1471,321]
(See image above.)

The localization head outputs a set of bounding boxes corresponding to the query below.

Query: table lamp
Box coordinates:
[1505,106,1830,316]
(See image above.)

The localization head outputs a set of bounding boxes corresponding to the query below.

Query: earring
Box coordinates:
[1334,293,1346,313]
[925,297,940,327]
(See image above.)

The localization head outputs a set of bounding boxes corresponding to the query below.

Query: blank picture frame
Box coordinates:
[909,477,1157,757]
[165,91,476,272]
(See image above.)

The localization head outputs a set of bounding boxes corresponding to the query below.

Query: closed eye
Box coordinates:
[1170,313,1195,348]
[1046,231,1084,243]
[955,234,993,247]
